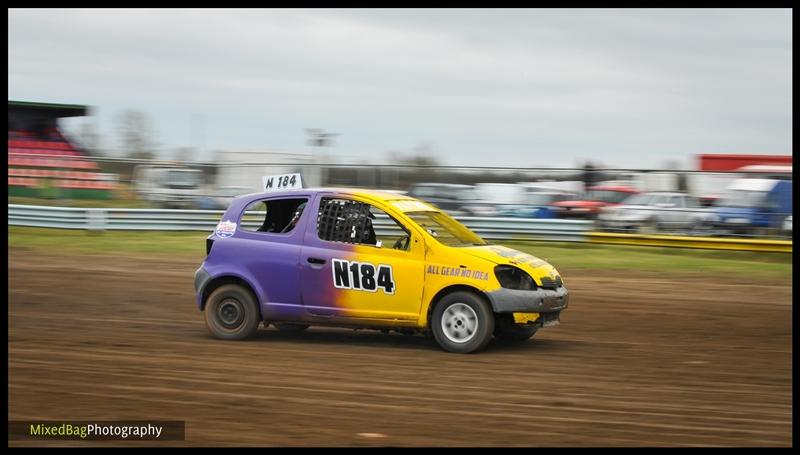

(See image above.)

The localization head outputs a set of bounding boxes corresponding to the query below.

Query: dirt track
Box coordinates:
[8,248,792,446]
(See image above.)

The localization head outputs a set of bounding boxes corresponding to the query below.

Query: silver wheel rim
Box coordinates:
[441,303,478,343]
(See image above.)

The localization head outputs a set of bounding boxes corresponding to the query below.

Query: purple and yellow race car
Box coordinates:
[194,174,569,353]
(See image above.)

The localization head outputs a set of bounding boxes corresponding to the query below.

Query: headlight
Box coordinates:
[494,265,536,290]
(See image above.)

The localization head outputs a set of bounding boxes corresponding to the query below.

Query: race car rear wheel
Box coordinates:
[273,322,310,332]
[431,291,494,353]
[494,314,538,341]
[204,284,261,340]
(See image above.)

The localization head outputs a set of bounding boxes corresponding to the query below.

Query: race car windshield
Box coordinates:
[405,211,487,247]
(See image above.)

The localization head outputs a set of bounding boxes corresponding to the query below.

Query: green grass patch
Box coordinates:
[502,240,791,278]
[8,227,792,278]
[9,226,208,256]
[9,196,152,208]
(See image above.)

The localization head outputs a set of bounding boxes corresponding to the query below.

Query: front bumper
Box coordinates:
[485,286,569,313]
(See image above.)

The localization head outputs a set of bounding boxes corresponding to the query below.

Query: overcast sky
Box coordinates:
[8,8,793,168]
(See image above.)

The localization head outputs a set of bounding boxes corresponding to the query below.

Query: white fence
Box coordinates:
[9,204,792,252]
[8,204,591,242]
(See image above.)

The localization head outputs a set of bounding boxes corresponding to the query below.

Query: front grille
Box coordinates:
[540,276,563,289]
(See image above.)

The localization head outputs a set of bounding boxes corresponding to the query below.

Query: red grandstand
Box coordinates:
[8,100,116,199]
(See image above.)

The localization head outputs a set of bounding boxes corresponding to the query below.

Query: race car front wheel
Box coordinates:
[431,291,494,353]
[204,284,261,340]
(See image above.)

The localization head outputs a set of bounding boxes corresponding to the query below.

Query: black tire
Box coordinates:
[204,284,261,340]
[273,322,310,332]
[431,291,494,353]
[493,314,538,342]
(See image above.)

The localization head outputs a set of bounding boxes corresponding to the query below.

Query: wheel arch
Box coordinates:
[422,284,492,329]
[201,274,263,319]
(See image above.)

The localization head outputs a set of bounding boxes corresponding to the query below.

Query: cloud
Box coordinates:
[8,8,792,168]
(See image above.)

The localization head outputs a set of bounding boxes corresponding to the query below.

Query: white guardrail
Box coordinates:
[8,204,591,242]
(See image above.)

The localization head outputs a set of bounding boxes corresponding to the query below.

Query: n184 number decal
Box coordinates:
[332,259,395,294]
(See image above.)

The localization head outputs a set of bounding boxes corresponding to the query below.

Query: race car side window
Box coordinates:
[368,204,412,251]
[317,198,411,250]
[240,198,309,234]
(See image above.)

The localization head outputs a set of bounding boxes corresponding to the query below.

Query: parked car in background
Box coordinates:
[597,192,713,234]
[407,183,477,215]
[195,186,253,210]
[519,181,584,195]
[709,178,793,236]
[497,191,578,219]
[783,215,792,237]
[686,172,742,208]
[551,185,639,219]
[460,183,527,217]
[133,165,205,208]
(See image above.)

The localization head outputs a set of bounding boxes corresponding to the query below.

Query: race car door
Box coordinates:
[300,195,425,320]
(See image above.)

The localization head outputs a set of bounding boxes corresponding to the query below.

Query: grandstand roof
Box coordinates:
[8,100,88,117]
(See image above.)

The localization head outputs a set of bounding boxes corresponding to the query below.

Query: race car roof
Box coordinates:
[239,187,416,204]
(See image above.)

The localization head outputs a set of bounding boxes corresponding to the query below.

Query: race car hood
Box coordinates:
[457,244,561,282]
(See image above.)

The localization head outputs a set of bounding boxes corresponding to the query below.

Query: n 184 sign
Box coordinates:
[263,173,303,192]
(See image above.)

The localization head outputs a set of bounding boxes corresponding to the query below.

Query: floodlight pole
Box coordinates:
[305,128,339,187]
